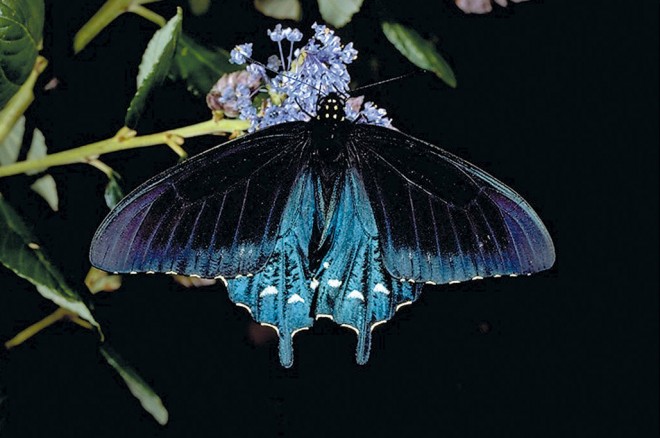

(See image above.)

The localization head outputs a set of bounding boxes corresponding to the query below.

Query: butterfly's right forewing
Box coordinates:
[352,124,555,285]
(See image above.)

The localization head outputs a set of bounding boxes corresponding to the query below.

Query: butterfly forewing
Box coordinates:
[351,123,555,284]
[90,122,312,278]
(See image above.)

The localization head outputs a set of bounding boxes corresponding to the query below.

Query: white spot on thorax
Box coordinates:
[328,279,342,288]
[259,286,278,297]
[287,294,305,304]
[373,283,390,295]
[347,290,365,301]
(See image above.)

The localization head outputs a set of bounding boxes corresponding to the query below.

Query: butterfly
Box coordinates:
[89,88,555,367]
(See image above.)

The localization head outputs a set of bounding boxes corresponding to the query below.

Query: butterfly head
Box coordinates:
[316,92,346,122]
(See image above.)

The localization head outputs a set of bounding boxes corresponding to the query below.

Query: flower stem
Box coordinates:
[0,118,249,178]
[129,5,166,27]
[4,307,85,349]
[0,56,48,144]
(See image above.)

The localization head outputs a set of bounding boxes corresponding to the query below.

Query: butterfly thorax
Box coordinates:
[307,92,353,266]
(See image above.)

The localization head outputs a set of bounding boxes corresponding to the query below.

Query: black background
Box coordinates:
[0,0,657,437]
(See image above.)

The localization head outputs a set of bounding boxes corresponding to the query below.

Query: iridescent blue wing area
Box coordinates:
[89,122,312,279]
[225,169,316,368]
[314,169,422,365]
[351,124,555,284]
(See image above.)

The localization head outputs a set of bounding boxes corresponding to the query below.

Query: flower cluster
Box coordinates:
[209,23,392,132]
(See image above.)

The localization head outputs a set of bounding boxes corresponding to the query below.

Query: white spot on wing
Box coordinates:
[316,314,333,320]
[323,261,330,269]
[213,275,228,287]
[292,327,308,337]
[373,283,390,295]
[472,276,483,280]
[449,280,461,285]
[371,320,388,332]
[347,290,365,301]
[260,323,279,335]
[396,301,412,312]
[341,324,359,335]
[328,279,342,288]
[235,303,252,316]
[510,274,518,278]
[287,294,305,304]
[166,271,177,275]
[310,279,319,290]
[259,286,278,297]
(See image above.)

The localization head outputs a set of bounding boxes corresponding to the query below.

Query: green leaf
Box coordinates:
[381,22,457,88]
[104,171,124,209]
[0,194,99,329]
[100,346,169,425]
[0,115,25,166]
[30,175,58,211]
[169,34,239,97]
[317,0,363,28]
[25,126,47,175]
[254,0,301,20]
[125,8,182,127]
[188,0,210,15]
[0,0,44,110]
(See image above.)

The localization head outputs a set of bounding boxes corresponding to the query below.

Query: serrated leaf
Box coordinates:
[125,8,182,127]
[0,0,44,110]
[100,346,169,425]
[381,22,457,88]
[254,0,301,20]
[25,127,46,175]
[318,0,362,28]
[188,0,210,15]
[169,34,239,97]
[30,175,58,211]
[0,194,99,330]
[0,116,25,165]
[104,171,124,209]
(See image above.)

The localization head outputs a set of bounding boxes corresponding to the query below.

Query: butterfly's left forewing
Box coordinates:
[90,122,312,279]
[351,124,555,285]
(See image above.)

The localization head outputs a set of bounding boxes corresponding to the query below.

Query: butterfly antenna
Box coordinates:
[351,70,428,94]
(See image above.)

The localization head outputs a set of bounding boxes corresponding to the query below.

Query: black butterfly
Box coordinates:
[90,92,555,367]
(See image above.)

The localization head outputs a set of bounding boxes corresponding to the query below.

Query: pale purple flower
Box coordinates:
[222,23,393,131]
[455,0,529,14]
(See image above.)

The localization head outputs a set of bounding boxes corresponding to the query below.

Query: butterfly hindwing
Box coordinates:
[314,169,422,364]
[89,122,312,279]
[351,124,555,285]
